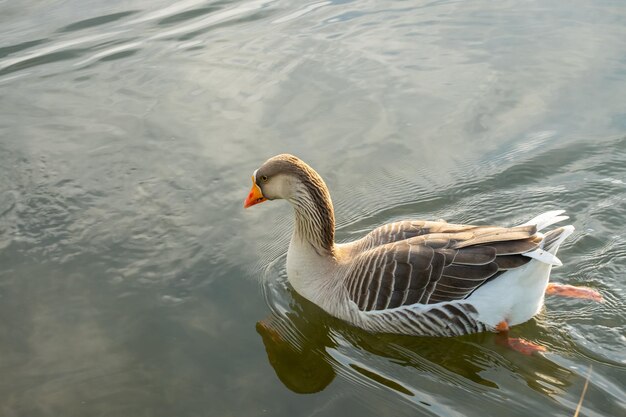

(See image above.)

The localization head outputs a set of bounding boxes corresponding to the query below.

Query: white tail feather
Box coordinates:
[544,225,575,251]
[524,248,563,266]
[520,213,575,266]
[521,210,568,231]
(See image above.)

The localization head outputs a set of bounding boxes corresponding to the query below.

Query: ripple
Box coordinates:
[0,32,118,78]
[271,1,331,25]
[57,11,138,33]
[157,6,223,26]
[149,0,276,41]
[0,0,279,82]
[0,39,48,59]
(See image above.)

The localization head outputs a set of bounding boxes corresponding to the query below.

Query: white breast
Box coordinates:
[286,236,356,320]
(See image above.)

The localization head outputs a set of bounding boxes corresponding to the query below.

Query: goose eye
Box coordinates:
[260,175,268,182]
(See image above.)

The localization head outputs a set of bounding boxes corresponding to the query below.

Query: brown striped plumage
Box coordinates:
[342,221,538,310]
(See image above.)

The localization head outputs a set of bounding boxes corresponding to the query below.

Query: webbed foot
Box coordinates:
[546,283,603,302]
[495,320,547,355]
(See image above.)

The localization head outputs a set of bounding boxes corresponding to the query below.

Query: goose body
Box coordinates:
[245,154,575,337]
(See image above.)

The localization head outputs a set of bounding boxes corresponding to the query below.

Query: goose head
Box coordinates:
[243,154,299,207]
[243,154,330,207]
[244,154,336,254]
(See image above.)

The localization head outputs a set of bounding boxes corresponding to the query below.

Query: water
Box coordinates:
[1,0,625,416]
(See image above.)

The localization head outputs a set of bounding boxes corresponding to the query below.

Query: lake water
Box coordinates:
[1,0,625,416]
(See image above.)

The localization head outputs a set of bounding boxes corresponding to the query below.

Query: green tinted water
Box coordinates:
[1,1,625,416]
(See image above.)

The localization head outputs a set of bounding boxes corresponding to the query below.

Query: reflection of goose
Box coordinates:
[257,287,578,398]
[256,315,335,394]
[245,154,601,343]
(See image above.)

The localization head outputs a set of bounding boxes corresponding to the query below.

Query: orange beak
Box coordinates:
[244,176,267,208]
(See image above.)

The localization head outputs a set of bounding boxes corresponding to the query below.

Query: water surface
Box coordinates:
[1,1,625,416]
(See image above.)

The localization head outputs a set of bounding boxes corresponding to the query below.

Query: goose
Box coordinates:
[244,154,601,351]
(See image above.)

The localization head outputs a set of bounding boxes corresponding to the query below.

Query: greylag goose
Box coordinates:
[244,154,601,347]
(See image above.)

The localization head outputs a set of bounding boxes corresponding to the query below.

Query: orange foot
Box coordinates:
[546,283,604,302]
[495,320,547,355]
[503,337,548,355]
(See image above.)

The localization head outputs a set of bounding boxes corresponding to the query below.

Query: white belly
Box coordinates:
[468,260,553,327]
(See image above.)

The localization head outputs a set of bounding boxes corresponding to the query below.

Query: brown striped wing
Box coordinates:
[356,220,476,249]
[345,225,539,310]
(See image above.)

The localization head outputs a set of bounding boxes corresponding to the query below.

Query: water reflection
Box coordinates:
[257,315,335,394]
[258,283,578,399]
